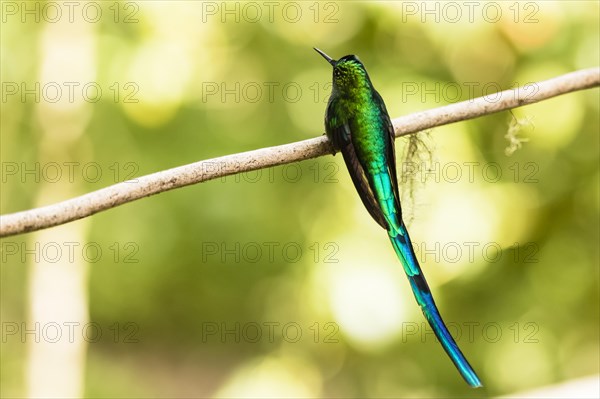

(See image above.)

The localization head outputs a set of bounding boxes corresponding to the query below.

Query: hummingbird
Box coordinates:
[314,48,482,388]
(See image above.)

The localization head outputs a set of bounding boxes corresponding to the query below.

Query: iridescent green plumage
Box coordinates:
[315,48,482,388]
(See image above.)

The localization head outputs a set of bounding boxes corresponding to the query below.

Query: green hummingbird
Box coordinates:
[315,48,482,388]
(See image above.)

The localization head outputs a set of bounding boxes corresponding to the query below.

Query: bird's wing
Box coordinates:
[374,90,402,213]
[326,102,388,229]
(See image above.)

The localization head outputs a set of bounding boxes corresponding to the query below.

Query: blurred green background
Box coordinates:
[1,1,598,397]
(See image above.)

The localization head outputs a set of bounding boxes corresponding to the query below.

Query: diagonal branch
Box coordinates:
[1,67,599,237]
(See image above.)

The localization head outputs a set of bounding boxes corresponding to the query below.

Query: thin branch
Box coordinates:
[1,67,599,237]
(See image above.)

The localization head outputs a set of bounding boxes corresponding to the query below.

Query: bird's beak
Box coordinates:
[314,47,336,66]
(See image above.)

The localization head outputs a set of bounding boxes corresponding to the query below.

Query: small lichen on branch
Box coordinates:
[505,112,534,156]
[399,131,434,226]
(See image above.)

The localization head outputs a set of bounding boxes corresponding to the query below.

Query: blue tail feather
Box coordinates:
[390,222,482,388]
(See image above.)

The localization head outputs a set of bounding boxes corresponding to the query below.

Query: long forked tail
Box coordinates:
[390,222,482,388]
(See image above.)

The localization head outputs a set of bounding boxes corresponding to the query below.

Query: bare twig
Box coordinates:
[1,67,598,237]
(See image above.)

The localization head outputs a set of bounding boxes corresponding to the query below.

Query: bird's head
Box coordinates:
[314,48,372,92]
